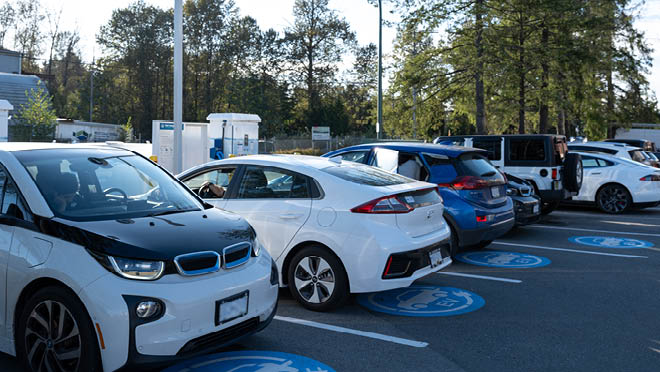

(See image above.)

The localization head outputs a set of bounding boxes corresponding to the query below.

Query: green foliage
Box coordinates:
[15,81,57,141]
[119,117,134,142]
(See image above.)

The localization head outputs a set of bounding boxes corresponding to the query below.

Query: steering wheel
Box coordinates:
[103,187,129,204]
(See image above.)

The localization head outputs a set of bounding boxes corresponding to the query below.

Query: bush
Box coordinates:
[13,81,57,142]
[274,148,325,156]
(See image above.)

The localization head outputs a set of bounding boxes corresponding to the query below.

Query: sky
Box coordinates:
[12,0,660,98]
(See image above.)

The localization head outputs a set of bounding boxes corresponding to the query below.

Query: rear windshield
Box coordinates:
[321,163,413,186]
[454,153,505,183]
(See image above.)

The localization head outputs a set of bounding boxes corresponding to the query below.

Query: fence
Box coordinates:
[8,123,56,142]
[262,136,423,154]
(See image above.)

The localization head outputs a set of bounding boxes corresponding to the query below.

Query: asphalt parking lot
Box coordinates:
[3,206,660,372]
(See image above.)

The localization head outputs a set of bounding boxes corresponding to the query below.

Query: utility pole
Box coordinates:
[174,0,183,174]
[412,29,418,139]
[377,0,383,140]
[89,55,94,122]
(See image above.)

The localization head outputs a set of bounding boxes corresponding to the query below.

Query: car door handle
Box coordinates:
[591,172,601,175]
[279,213,304,220]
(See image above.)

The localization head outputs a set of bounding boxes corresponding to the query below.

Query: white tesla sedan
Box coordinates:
[179,155,452,311]
[568,151,660,213]
[0,143,278,372]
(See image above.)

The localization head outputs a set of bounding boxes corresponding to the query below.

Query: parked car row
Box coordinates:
[3,134,658,371]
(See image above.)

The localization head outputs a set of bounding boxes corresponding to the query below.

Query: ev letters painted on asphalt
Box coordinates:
[162,351,336,372]
[358,286,485,317]
[455,251,551,268]
[569,236,654,249]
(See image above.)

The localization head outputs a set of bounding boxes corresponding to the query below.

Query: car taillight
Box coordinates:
[640,174,660,181]
[437,176,489,190]
[551,169,558,180]
[351,195,414,214]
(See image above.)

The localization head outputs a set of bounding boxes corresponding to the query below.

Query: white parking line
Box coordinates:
[523,224,660,238]
[492,241,648,258]
[273,316,429,348]
[437,271,522,283]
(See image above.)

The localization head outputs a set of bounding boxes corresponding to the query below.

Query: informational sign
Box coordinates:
[312,126,330,141]
[358,286,485,317]
[163,351,336,372]
[455,251,551,268]
[569,236,654,249]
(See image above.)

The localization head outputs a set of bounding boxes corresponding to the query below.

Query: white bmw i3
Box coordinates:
[179,155,452,311]
[0,143,278,371]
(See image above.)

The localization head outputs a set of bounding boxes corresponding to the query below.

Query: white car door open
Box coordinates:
[223,166,312,261]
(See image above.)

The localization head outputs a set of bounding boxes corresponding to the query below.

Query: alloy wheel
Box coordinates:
[24,300,81,372]
[294,256,336,304]
[599,186,629,213]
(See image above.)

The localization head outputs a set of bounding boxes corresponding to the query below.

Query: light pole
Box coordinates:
[377,0,383,140]
[173,0,183,174]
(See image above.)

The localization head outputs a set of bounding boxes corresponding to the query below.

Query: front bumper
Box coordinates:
[79,253,279,372]
[513,196,541,226]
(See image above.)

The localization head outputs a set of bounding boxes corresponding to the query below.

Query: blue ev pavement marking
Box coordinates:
[163,351,335,372]
[358,286,485,317]
[455,251,550,268]
[569,236,655,249]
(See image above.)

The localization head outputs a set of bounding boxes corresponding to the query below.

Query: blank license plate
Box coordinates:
[533,204,540,214]
[216,291,249,325]
[491,186,501,198]
[429,249,448,268]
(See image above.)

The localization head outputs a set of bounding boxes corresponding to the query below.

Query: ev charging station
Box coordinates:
[151,113,260,173]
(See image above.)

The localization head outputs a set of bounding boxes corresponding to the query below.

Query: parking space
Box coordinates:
[3,207,660,371]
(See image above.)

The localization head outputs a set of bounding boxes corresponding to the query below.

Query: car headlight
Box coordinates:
[108,256,165,281]
[252,236,262,257]
[506,188,518,196]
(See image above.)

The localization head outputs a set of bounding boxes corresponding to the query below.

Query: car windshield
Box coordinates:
[321,162,413,186]
[15,149,202,221]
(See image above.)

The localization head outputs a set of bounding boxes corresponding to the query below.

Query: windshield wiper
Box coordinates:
[481,171,496,177]
[146,209,190,218]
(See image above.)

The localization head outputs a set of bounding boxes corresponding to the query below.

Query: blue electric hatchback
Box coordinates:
[323,143,515,256]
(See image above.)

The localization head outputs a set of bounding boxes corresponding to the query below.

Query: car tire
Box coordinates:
[541,201,560,215]
[470,240,493,250]
[596,184,631,214]
[287,246,349,312]
[16,286,102,372]
[563,153,583,193]
[448,224,460,258]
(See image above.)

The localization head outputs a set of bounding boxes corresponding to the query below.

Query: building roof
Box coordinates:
[0,72,47,120]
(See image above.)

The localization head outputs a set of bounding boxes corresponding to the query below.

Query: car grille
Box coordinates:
[177,317,260,356]
[174,252,221,276]
[223,242,251,269]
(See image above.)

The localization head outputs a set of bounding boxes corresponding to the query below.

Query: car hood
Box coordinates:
[39,208,255,261]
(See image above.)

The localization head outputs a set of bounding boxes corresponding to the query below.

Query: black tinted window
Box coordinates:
[238,166,310,199]
[336,151,369,164]
[473,139,502,161]
[454,153,505,183]
[510,139,546,161]
[0,169,32,222]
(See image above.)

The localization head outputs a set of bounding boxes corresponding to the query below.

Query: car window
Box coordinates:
[582,157,599,168]
[423,153,458,182]
[509,139,546,161]
[629,150,646,162]
[597,159,614,167]
[454,153,505,183]
[184,168,236,189]
[237,166,310,199]
[472,139,502,161]
[321,162,413,186]
[0,169,33,222]
[15,149,202,222]
[336,151,369,164]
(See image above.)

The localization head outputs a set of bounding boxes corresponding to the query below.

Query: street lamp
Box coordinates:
[377,0,383,140]
[174,0,183,174]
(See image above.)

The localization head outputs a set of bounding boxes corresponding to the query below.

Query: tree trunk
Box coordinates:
[474,0,486,134]
[518,14,525,134]
[539,22,549,134]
